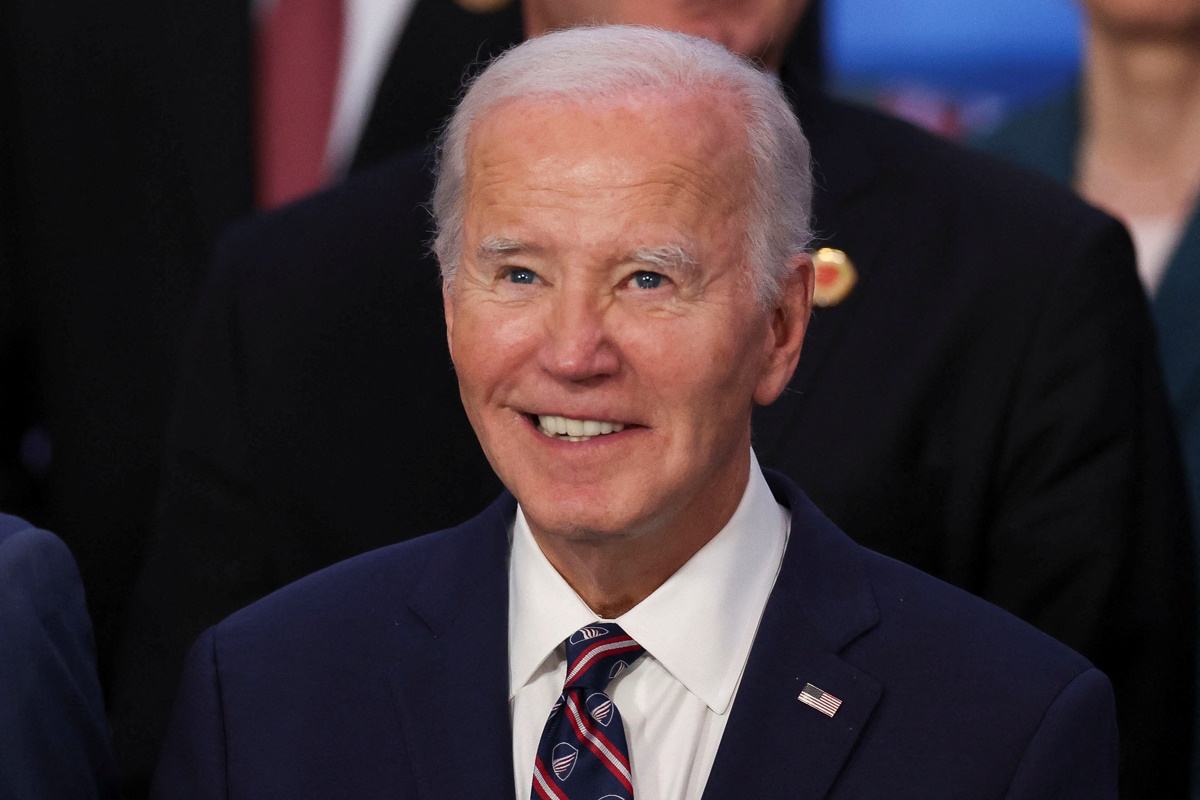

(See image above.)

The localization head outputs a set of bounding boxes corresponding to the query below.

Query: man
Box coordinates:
[151,28,1118,798]
[125,1,1193,796]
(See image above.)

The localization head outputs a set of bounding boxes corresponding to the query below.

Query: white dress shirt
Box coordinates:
[1126,214,1185,298]
[509,452,790,800]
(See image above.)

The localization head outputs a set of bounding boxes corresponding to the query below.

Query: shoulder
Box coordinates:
[202,491,513,664]
[778,476,1097,685]
[850,547,1116,793]
[797,87,1139,341]
[192,146,446,378]
[0,514,83,609]
[0,516,118,797]
[219,147,435,255]
[859,544,1096,680]
[778,472,1103,719]
[209,147,438,305]
[800,86,1110,250]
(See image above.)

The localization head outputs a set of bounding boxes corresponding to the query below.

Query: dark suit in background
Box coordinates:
[132,73,1195,796]
[0,514,120,800]
[0,0,521,697]
[978,92,1200,795]
[150,474,1119,800]
[977,86,1200,580]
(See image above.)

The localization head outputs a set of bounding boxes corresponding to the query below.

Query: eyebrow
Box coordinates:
[476,236,540,262]
[475,237,698,272]
[628,244,697,273]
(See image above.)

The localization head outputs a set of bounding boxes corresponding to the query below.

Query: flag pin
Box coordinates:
[798,683,842,718]
[811,247,857,307]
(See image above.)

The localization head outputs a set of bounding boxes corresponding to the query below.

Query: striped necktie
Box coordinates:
[532,624,645,800]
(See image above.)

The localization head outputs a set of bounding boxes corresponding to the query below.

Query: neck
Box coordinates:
[529,449,753,619]
[1078,22,1200,216]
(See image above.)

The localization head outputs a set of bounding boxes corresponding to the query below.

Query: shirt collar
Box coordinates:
[508,452,789,713]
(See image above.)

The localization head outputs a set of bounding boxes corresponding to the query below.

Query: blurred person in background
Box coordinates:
[126,0,1193,796]
[0,0,521,700]
[0,514,120,800]
[978,4,1200,790]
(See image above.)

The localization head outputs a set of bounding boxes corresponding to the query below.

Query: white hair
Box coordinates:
[431,25,813,307]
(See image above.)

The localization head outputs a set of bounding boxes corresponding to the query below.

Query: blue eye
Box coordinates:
[506,268,538,284]
[631,271,664,290]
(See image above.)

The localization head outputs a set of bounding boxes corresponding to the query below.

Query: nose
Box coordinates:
[537,286,620,382]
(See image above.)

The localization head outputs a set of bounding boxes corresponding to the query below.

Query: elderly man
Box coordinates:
[150,28,1117,799]
[120,1,1191,796]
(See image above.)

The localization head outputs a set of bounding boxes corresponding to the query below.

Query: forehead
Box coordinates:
[462,90,753,232]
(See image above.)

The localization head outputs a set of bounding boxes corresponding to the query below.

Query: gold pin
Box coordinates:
[811,248,857,308]
[454,0,514,12]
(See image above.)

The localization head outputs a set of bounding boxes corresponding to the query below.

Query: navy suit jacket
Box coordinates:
[151,472,1117,799]
[0,514,119,799]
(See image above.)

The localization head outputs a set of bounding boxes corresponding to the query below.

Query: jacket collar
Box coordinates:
[391,471,881,798]
[701,471,882,799]
[388,492,519,800]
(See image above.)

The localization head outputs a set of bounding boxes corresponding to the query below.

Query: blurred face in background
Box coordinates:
[1081,0,1200,37]
[521,0,812,70]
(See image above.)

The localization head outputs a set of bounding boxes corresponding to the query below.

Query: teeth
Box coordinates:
[537,415,626,441]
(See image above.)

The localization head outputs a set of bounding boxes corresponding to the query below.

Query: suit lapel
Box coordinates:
[703,473,882,799]
[1151,206,1200,428]
[388,493,519,800]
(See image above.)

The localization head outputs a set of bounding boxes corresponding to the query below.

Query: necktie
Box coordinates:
[255,0,344,208]
[532,624,645,800]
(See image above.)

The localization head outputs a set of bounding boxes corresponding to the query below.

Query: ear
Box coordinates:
[442,277,456,363]
[753,252,814,406]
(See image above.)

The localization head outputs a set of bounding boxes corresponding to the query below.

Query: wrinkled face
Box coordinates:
[444,91,805,545]
[522,0,812,70]
[1082,0,1200,35]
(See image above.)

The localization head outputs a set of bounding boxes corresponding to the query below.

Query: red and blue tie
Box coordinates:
[532,624,645,800]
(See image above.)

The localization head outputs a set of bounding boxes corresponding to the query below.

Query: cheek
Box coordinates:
[626,311,767,421]
[451,305,536,396]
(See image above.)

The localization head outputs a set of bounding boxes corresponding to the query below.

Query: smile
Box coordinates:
[535,414,626,442]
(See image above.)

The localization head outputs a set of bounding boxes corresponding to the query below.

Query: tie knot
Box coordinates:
[563,624,645,693]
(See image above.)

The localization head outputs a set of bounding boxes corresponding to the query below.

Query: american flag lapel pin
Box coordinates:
[798,683,842,718]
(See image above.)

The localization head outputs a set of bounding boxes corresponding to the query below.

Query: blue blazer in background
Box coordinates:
[0,514,119,799]
[151,471,1118,799]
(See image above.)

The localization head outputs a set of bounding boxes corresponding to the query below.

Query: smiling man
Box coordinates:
[441,77,808,623]
[151,27,1117,800]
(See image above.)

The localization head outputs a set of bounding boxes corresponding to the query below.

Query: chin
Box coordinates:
[516,486,655,542]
